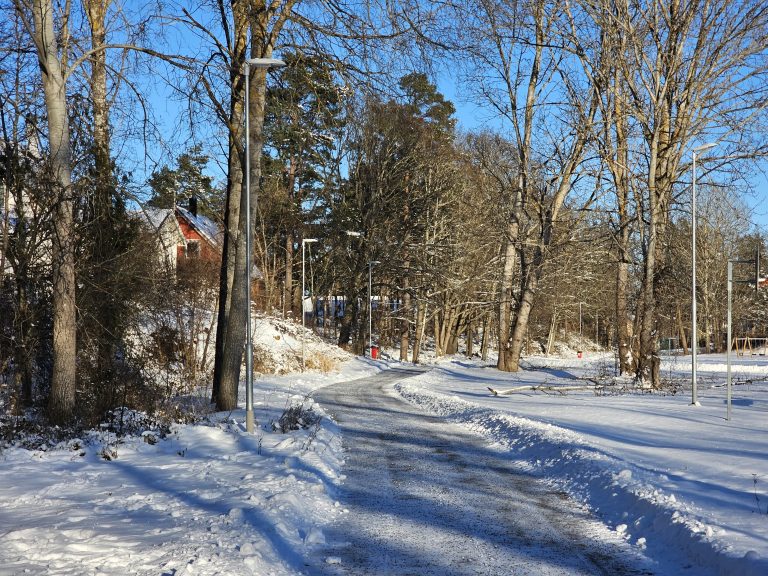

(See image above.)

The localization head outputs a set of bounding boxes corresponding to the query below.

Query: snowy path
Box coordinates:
[308,367,655,575]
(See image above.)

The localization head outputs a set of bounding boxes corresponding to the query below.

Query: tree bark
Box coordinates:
[497,226,518,371]
[284,230,293,317]
[85,0,120,394]
[30,0,78,422]
[212,3,248,409]
[399,264,410,361]
[480,313,490,361]
[412,299,426,363]
[676,303,689,355]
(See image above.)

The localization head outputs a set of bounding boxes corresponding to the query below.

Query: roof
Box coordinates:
[133,207,186,244]
[138,207,174,229]
[176,205,222,249]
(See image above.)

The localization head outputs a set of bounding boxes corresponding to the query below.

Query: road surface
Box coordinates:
[306,367,656,575]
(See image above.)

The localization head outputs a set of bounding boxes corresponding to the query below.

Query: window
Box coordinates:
[186,240,200,259]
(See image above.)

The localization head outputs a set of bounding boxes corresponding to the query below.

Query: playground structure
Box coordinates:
[731,337,768,356]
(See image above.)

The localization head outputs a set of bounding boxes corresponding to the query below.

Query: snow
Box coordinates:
[394,351,768,576]
[0,318,384,576]
[176,205,221,249]
[2,325,768,575]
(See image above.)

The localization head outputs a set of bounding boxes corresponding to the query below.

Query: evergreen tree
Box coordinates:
[147,145,223,221]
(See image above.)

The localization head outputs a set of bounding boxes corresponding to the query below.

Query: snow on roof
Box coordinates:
[137,207,175,230]
[132,207,186,246]
[176,205,221,249]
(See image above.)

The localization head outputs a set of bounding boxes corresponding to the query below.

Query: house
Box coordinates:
[175,197,222,263]
[134,206,186,273]
[174,197,270,306]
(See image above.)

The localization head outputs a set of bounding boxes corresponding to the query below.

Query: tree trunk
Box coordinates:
[1,180,9,283]
[481,313,490,362]
[616,257,634,373]
[637,178,662,388]
[85,0,121,396]
[497,231,518,370]
[507,279,537,370]
[212,4,249,409]
[284,231,293,318]
[466,318,474,357]
[412,299,426,363]
[338,287,361,352]
[676,303,689,355]
[605,13,636,377]
[399,268,410,361]
[16,284,33,405]
[445,310,460,355]
[30,0,78,423]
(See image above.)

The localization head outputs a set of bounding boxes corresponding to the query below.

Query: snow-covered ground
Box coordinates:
[0,319,385,576]
[2,321,767,575]
[395,351,768,576]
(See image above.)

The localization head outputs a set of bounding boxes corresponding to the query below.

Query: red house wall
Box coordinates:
[177,219,219,262]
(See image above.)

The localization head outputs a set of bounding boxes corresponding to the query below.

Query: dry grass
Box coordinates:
[304,353,338,373]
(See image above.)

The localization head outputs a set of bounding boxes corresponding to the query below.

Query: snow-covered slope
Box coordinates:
[0,318,383,576]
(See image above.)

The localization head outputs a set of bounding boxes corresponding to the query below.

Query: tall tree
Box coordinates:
[594,0,768,386]
[595,5,638,375]
[262,52,345,318]
[455,0,603,372]
[147,145,223,220]
[338,74,456,355]
[14,0,78,423]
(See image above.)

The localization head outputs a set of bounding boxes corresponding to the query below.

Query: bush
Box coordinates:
[273,400,322,433]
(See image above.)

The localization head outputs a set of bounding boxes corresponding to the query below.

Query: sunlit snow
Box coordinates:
[1,325,767,575]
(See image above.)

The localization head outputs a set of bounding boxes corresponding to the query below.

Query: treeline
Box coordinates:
[1,0,768,428]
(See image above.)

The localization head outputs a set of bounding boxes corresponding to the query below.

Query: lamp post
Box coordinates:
[343,231,362,341]
[244,57,285,433]
[302,238,318,370]
[691,141,717,407]
[368,260,380,357]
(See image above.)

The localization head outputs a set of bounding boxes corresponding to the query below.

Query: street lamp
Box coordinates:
[244,57,285,433]
[302,238,318,370]
[368,260,380,357]
[691,141,717,407]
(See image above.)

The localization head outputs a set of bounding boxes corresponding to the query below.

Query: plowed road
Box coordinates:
[307,367,657,575]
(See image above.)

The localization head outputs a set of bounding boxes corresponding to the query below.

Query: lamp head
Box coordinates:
[245,58,286,69]
[693,142,717,154]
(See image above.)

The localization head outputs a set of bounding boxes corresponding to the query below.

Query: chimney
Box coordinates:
[188,196,198,218]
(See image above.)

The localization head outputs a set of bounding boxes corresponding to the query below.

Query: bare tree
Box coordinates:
[595,0,768,386]
[454,0,603,372]
[13,0,78,422]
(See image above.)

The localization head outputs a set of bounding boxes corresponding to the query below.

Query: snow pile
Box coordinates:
[251,314,351,375]
[395,353,768,576]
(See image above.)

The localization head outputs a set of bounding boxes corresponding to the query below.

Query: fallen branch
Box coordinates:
[488,384,599,396]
